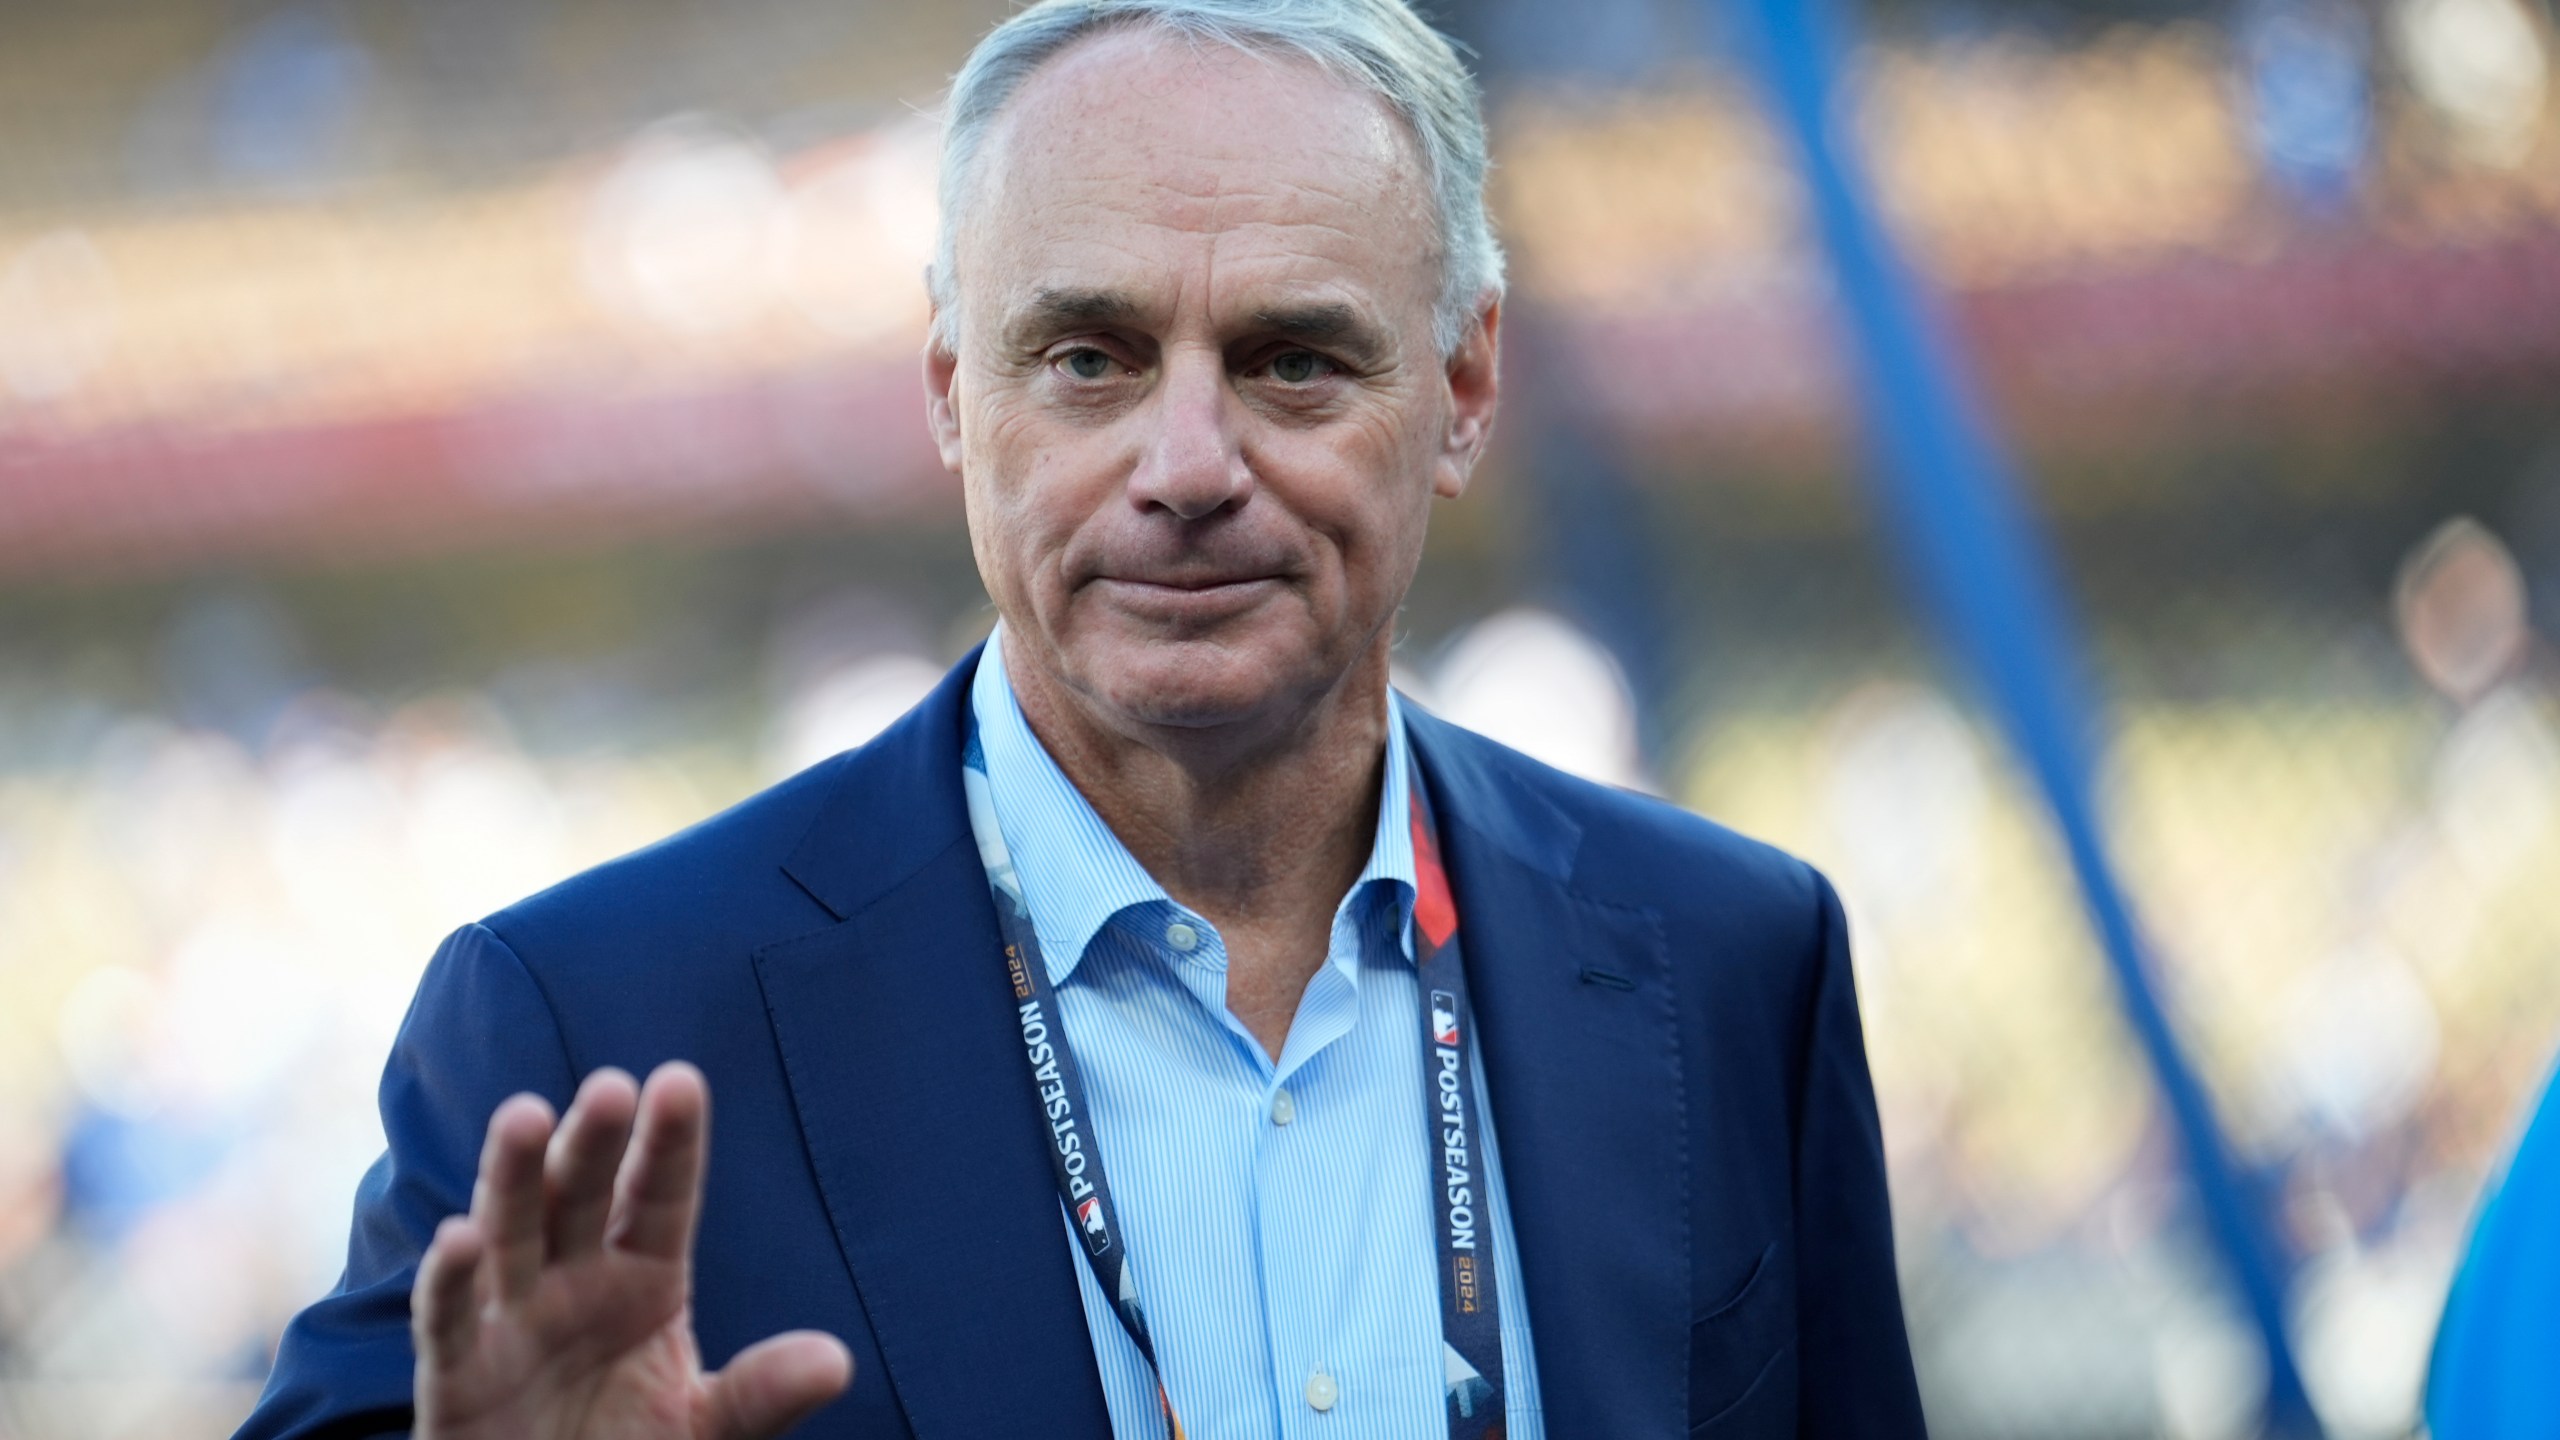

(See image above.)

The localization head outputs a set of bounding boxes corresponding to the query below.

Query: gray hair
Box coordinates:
[929,0,1504,357]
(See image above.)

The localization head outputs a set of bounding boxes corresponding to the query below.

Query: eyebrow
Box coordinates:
[1005,287,1144,346]
[1001,288,1392,366]
[1250,302,1388,367]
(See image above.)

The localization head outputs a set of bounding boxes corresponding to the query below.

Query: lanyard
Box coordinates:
[961,726,1507,1438]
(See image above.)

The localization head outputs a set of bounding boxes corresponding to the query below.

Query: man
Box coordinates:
[240,1,1924,1436]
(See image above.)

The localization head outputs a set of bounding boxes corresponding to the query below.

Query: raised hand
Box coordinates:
[410,1062,852,1440]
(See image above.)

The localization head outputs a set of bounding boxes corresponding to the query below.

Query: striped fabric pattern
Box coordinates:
[968,636,1546,1440]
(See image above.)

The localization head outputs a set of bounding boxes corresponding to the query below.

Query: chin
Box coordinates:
[1076,637,1320,732]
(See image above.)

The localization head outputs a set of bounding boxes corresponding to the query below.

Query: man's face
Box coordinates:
[927,29,1499,739]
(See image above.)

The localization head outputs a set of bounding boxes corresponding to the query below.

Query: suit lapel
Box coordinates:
[1408,709,1691,1440]
[756,651,1112,1439]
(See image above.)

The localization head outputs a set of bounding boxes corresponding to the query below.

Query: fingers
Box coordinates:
[470,1093,556,1302]
[464,1063,697,1301]
[545,1068,639,1262]
[412,1215,485,1369]
[608,1061,710,1262]
[699,1332,854,1440]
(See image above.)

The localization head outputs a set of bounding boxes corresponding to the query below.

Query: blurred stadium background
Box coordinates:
[1,0,2556,1436]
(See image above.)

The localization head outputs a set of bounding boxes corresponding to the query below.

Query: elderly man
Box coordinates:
[240,1,1923,1436]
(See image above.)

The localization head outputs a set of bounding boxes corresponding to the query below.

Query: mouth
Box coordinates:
[1098,573,1279,593]
[1089,573,1284,619]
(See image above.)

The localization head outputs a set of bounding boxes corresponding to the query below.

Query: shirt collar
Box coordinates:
[969,629,1417,986]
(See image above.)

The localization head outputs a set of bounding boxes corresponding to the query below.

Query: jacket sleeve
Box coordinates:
[1792,872,1929,1437]
[235,922,578,1440]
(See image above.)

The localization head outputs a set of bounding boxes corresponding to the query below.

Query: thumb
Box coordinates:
[698,1331,854,1440]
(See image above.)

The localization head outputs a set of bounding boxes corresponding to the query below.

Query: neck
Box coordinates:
[1000,629,1390,1056]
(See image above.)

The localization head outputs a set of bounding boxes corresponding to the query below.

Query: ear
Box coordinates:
[923,305,965,475]
[1433,294,1502,500]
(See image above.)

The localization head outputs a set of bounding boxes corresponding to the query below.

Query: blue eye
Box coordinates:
[1062,349,1113,380]
[1270,351,1332,384]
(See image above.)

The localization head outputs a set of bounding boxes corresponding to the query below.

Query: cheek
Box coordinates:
[1352,395,1441,526]
[958,474,1020,611]
[964,398,1083,574]
[970,477,1061,601]
[1282,413,1436,598]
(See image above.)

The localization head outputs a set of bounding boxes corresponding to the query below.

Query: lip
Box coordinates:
[1098,574,1278,592]
[1090,574,1283,616]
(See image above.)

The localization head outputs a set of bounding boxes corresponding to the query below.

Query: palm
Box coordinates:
[427,1256,696,1439]
[411,1065,850,1440]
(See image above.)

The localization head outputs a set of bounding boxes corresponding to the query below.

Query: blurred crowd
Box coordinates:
[0,608,742,1436]
[1693,520,2560,1438]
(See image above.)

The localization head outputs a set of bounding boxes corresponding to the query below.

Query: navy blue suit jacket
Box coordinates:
[240,650,1924,1438]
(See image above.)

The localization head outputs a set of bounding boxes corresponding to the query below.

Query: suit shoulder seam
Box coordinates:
[467,918,580,1083]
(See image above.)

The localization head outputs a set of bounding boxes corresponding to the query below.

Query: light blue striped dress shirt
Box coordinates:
[966,638,1545,1440]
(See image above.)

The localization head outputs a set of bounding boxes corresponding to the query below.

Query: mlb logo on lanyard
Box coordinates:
[1431,990,1461,1048]
[1076,1196,1110,1249]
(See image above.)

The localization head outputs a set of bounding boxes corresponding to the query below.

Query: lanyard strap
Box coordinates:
[961,726,1506,1438]
[1408,763,1508,1435]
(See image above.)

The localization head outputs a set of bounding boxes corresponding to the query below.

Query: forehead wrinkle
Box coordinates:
[1034,164,1412,239]
[1007,204,1412,310]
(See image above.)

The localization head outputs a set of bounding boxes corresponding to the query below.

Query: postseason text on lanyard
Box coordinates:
[960,726,1509,1439]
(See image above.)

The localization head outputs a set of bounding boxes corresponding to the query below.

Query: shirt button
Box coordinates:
[1164,921,1200,953]
[1305,1368,1338,1412]
[1270,1088,1296,1126]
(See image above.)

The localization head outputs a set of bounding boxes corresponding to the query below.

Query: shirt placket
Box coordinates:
[1259,897,1385,1438]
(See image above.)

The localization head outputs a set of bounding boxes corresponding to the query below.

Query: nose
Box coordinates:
[1126,345,1252,521]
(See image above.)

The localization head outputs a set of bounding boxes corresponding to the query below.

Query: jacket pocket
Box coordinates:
[1689,1241,1789,1430]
